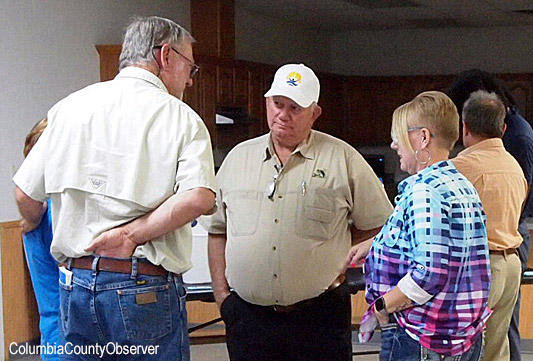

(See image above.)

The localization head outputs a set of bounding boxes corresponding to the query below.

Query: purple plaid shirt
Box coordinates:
[365,160,491,356]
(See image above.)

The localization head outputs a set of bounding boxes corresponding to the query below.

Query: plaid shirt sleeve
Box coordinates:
[400,182,451,303]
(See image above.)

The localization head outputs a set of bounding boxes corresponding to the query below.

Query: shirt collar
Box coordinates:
[397,159,453,195]
[263,131,316,162]
[115,66,169,93]
[459,138,504,157]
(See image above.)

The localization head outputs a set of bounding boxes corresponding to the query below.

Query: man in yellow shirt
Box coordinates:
[453,90,527,361]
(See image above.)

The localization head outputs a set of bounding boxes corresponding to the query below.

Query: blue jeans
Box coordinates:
[380,322,483,361]
[59,257,189,361]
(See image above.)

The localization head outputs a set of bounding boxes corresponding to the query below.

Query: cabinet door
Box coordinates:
[315,74,346,141]
[345,76,452,145]
[217,64,234,105]
[234,66,248,107]
[199,63,217,147]
[247,67,266,137]
[183,75,201,115]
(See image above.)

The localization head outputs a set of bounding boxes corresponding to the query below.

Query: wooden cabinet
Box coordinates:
[345,75,453,145]
[1,221,40,361]
[314,73,347,141]
[344,73,533,145]
[96,45,533,148]
[216,64,234,105]
[196,60,218,145]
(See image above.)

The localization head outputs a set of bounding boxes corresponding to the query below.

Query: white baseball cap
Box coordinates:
[264,63,320,108]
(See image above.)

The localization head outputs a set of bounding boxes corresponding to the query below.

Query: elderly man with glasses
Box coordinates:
[202,63,393,361]
[14,16,215,360]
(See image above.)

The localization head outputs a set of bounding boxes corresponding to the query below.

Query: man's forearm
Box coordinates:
[15,187,45,229]
[124,187,215,245]
[208,233,230,305]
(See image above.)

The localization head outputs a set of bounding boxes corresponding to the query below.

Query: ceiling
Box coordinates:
[236,0,533,32]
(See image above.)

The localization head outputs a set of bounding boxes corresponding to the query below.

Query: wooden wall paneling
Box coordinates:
[345,75,454,145]
[315,74,346,141]
[520,285,533,339]
[261,66,277,133]
[190,0,235,58]
[198,61,218,147]
[1,221,40,361]
[233,65,248,107]
[216,64,234,105]
[345,78,393,145]
[183,74,201,115]
[95,45,121,82]
[247,65,265,136]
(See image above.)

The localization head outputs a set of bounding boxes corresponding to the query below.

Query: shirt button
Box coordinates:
[278,195,283,199]
[272,246,277,251]
[274,219,279,223]
[273,274,278,278]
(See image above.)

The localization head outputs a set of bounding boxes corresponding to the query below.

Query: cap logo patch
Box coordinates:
[286,72,302,86]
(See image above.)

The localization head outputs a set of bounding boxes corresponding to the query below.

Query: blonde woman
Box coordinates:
[345,92,491,360]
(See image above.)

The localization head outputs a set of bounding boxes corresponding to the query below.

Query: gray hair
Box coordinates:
[462,90,506,138]
[119,16,194,71]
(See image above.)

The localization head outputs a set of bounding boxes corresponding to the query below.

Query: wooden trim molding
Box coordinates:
[0,221,39,360]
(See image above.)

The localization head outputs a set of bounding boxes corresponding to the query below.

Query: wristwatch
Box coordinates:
[375,296,388,315]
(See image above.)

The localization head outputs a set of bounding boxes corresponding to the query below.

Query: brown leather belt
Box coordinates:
[489,249,517,256]
[67,256,168,277]
[271,274,347,313]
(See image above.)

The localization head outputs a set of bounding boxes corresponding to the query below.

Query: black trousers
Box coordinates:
[220,282,352,361]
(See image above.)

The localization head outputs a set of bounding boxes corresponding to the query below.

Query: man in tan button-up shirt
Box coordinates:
[202,64,392,361]
[453,90,527,361]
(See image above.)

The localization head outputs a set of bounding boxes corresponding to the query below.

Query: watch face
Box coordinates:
[375,297,385,312]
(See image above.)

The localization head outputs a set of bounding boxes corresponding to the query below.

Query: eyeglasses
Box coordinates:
[391,126,432,145]
[153,45,200,79]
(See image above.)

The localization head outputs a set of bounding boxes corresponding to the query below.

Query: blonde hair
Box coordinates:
[391,91,459,152]
[23,118,47,157]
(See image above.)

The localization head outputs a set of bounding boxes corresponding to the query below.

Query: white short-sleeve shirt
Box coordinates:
[14,67,216,274]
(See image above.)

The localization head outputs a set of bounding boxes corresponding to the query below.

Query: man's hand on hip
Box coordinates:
[85,227,138,258]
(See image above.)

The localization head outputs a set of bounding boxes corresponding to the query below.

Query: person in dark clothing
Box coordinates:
[448,69,533,361]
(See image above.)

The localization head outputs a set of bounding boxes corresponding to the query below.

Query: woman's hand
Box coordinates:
[341,238,373,273]
[374,304,390,325]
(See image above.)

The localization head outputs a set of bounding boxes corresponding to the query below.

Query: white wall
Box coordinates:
[0,0,190,223]
[330,25,533,76]
[0,0,190,356]
[235,6,332,72]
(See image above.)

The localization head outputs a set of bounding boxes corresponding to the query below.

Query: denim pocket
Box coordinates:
[58,281,72,334]
[117,283,172,341]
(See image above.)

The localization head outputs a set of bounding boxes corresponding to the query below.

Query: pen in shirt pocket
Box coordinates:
[301,180,306,196]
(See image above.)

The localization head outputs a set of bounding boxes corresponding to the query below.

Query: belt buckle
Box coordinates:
[327,274,346,292]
